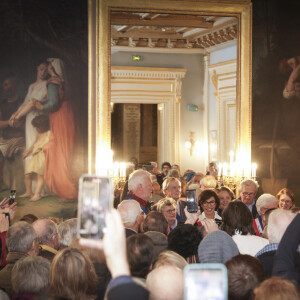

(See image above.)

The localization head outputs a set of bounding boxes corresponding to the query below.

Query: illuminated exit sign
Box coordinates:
[131,55,142,61]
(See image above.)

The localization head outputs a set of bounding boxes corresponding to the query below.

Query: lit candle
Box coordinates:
[120,162,126,178]
[223,163,228,176]
[218,163,222,176]
[251,163,257,178]
[113,162,119,177]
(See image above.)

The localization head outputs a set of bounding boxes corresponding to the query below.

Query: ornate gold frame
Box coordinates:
[89,0,252,172]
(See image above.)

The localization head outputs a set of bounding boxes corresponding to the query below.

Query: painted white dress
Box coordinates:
[22,81,47,167]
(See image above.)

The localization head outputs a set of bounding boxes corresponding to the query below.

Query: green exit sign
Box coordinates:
[131,55,142,61]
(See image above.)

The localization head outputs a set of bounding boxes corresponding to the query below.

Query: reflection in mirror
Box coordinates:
[111,12,237,170]
[95,0,252,174]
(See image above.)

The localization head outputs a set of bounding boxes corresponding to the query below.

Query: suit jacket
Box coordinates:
[0,252,28,295]
[125,228,137,238]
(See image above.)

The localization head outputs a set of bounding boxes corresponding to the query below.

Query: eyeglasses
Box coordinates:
[280,199,291,204]
[165,208,176,214]
[203,200,216,206]
[242,192,255,197]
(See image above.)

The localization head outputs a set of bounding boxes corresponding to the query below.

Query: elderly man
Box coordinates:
[32,218,59,261]
[0,221,38,295]
[254,193,279,235]
[255,209,295,277]
[126,169,153,214]
[146,265,184,300]
[239,179,259,218]
[162,177,185,221]
[118,200,144,237]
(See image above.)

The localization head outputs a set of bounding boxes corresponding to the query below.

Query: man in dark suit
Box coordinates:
[239,179,259,219]
[117,200,144,237]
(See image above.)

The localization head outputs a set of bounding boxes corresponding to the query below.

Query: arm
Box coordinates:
[23,143,34,159]
[80,209,149,300]
[0,111,9,129]
[272,214,300,285]
[40,83,61,113]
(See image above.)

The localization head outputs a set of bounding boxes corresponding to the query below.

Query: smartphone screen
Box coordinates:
[184,264,228,300]
[77,175,113,240]
[186,189,198,213]
[8,190,16,205]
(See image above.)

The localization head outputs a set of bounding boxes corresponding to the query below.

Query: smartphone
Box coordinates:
[8,190,16,205]
[77,174,114,240]
[186,189,198,213]
[184,264,228,300]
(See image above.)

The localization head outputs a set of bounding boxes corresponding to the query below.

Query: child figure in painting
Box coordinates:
[19,114,50,202]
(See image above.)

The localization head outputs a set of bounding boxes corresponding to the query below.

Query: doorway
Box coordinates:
[111,103,158,164]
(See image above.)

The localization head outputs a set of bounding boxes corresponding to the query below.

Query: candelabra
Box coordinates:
[217,157,257,198]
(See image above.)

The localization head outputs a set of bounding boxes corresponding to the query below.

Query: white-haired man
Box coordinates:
[146,265,184,300]
[0,221,38,295]
[254,193,279,235]
[117,200,144,237]
[239,179,259,218]
[255,209,295,277]
[126,169,153,214]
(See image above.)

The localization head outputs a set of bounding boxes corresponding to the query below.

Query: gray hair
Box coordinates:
[6,221,36,253]
[239,179,259,192]
[157,198,177,213]
[11,256,50,294]
[117,200,142,225]
[33,219,58,246]
[200,175,217,189]
[168,169,180,178]
[128,169,151,192]
[58,218,77,248]
[256,194,278,216]
[162,177,181,194]
[267,209,296,243]
[0,290,10,300]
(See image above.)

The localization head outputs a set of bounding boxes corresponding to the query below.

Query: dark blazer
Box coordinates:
[257,250,276,278]
[125,228,137,238]
[107,283,149,300]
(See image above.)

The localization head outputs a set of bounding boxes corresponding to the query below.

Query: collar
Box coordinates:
[125,227,137,233]
[40,244,58,255]
[6,252,29,263]
[255,243,279,257]
[128,192,147,208]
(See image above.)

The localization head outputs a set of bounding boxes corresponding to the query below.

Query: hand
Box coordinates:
[33,100,43,110]
[4,202,17,221]
[80,209,130,278]
[8,119,15,127]
[184,206,200,225]
[0,197,9,209]
[23,151,28,159]
[0,214,9,233]
[202,219,218,235]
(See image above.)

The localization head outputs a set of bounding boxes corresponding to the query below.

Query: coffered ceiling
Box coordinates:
[111,12,238,53]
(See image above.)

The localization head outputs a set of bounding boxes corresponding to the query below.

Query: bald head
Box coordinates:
[146,266,184,300]
[32,219,59,250]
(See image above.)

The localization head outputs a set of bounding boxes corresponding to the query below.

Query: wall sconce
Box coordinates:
[185,131,201,156]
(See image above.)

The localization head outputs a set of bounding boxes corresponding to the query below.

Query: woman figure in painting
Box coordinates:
[20,115,50,202]
[10,61,48,166]
[33,58,77,200]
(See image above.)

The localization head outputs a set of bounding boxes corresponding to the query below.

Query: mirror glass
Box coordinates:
[94,0,252,172]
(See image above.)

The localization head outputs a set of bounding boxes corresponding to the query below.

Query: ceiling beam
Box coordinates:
[111,13,214,28]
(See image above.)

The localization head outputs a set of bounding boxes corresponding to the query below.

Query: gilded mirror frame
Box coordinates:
[89,0,252,172]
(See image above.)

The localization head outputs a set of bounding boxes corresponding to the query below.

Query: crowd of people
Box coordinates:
[0,160,299,299]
